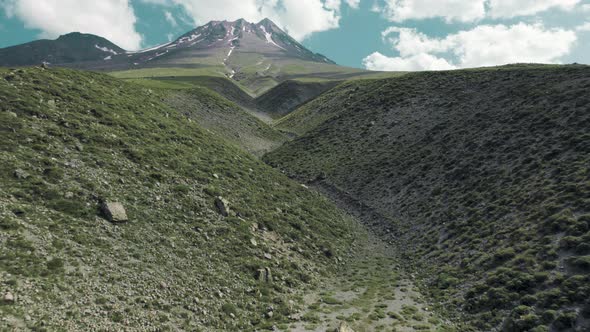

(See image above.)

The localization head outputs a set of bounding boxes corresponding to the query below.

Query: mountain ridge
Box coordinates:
[0,18,334,68]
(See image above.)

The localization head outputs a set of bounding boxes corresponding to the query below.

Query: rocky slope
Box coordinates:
[256,80,341,119]
[265,65,590,331]
[0,67,358,331]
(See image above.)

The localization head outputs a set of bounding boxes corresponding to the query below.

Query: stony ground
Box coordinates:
[286,213,456,332]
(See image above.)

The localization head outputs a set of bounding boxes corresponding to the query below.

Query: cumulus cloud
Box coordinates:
[577,22,590,32]
[364,23,577,71]
[379,0,486,22]
[377,0,582,22]
[139,0,359,40]
[488,0,581,18]
[0,0,142,50]
[363,51,455,71]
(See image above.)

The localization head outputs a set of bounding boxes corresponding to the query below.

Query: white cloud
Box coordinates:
[139,0,358,41]
[363,51,456,71]
[577,22,590,32]
[0,0,142,50]
[376,0,583,22]
[365,23,577,71]
[345,0,361,8]
[488,0,581,18]
[380,0,486,22]
[164,11,178,27]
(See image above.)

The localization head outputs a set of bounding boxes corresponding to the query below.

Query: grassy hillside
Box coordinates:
[110,62,401,97]
[0,67,356,331]
[265,65,590,331]
[255,80,341,120]
[130,76,257,108]
[163,86,287,156]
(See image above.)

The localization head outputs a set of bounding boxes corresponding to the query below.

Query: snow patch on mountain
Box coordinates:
[259,25,285,51]
[127,42,172,54]
[95,45,118,55]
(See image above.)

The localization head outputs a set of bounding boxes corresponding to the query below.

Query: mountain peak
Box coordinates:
[258,18,276,25]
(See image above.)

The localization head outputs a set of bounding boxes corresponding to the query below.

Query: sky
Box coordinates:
[0,0,589,70]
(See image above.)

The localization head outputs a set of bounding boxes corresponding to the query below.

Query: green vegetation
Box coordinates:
[0,67,357,330]
[163,85,287,156]
[265,64,590,331]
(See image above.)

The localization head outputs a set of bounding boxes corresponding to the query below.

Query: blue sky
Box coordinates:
[1,0,589,70]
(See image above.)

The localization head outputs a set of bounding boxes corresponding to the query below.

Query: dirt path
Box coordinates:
[281,181,455,332]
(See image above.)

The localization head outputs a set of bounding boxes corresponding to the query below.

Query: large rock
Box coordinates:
[101,202,128,222]
[215,196,230,217]
[3,292,15,303]
[337,322,355,332]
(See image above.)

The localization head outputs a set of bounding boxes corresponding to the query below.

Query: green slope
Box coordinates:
[0,67,356,330]
[265,65,590,331]
[255,80,341,120]
[163,86,287,156]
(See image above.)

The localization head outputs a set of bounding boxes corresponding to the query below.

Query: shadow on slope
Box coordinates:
[265,64,590,331]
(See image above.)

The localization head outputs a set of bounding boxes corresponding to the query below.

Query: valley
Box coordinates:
[1,18,590,332]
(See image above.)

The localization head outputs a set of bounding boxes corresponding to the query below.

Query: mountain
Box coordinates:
[129,18,335,66]
[265,65,590,331]
[0,32,124,67]
[0,18,384,95]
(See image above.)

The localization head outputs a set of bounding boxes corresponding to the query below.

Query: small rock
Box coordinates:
[215,197,230,217]
[14,169,29,180]
[213,173,219,179]
[4,292,15,303]
[75,143,84,151]
[7,111,17,118]
[101,202,128,223]
[337,322,355,332]
[263,253,272,260]
[250,238,257,246]
[64,192,74,199]
[160,281,168,289]
[266,311,274,318]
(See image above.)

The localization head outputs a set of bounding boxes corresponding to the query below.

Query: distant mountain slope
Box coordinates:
[0,19,386,95]
[0,32,124,67]
[0,67,355,330]
[255,80,341,119]
[162,86,288,155]
[265,65,590,331]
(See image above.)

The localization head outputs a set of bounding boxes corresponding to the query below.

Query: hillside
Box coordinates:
[0,32,124,67]
[255,80,341,119]
[0,67,358,330]
[265,65,590,331]
[162,86,287,155]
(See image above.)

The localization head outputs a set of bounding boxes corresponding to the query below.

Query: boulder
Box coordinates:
[336,322,355,332]
[3,292,15,303]
[101,202,128,223]
[215,197,230,217]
